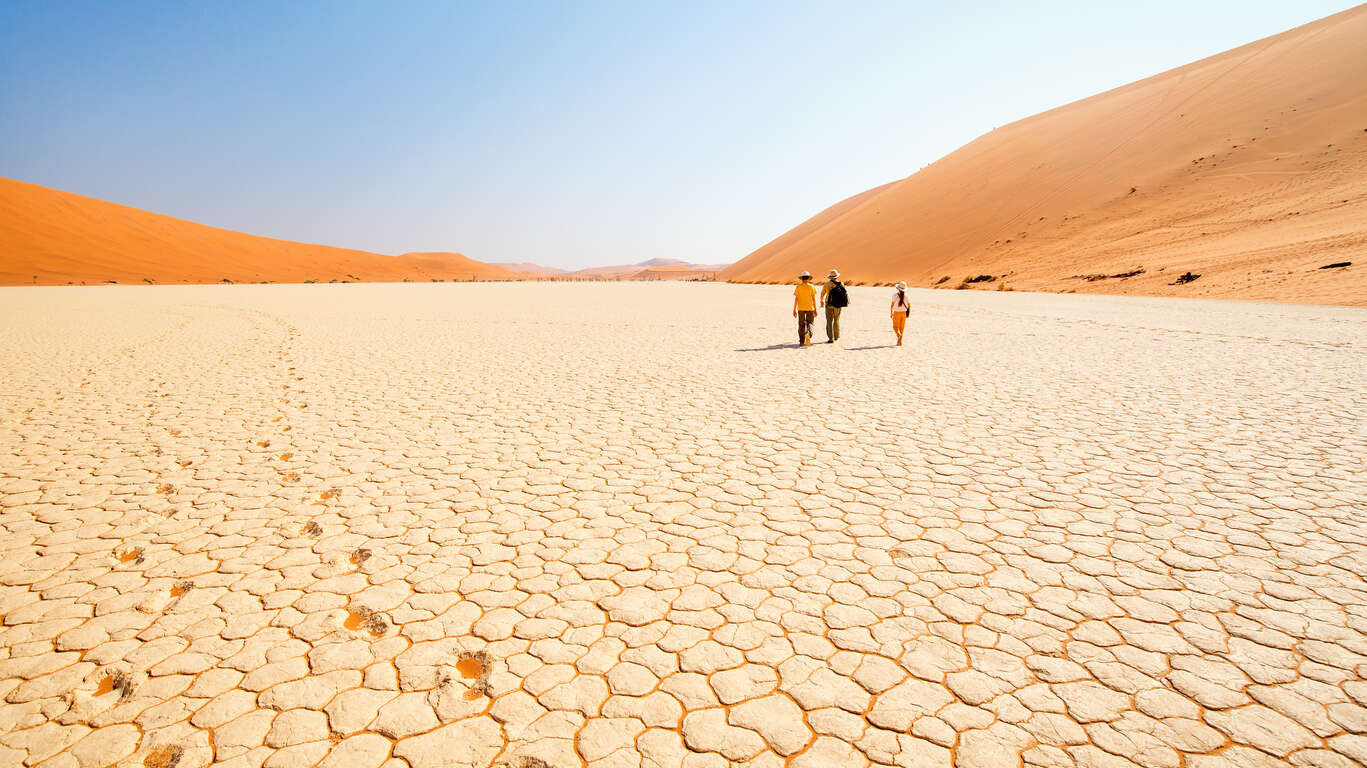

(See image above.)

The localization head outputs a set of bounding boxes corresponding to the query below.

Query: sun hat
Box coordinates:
[895,281,907,289]
[828,269,839,278]
[800,271,812,279]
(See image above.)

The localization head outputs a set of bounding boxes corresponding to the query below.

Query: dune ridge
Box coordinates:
[0,178,517,285]
[722,6,1367,305]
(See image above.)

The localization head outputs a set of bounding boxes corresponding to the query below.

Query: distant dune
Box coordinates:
[570,258,728,279]
[723,6,1367,305]
[627,264,721,281]
[0,178,516,285]
[491,262,569,276]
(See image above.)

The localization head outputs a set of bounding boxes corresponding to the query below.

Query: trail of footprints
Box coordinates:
[0,284,1365,768]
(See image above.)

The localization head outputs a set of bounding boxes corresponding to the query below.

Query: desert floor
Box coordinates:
[2,282,1365,768]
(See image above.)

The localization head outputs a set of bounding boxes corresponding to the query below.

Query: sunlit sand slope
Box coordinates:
[723,6,1367,305]
[0,178,515,285]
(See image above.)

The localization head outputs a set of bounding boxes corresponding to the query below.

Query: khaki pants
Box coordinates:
[797,311,816,344]
[824,307,842,341]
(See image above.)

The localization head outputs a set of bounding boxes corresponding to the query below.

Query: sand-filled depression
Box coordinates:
[1,282,1365,768]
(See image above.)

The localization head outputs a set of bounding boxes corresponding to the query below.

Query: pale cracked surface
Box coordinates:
[1,282,1365,768]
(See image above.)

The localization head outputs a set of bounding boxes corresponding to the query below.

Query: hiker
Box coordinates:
[793,271,818,347]
[820,269,848,343]
[890,281,910,346]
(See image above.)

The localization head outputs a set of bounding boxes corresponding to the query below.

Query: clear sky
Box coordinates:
[1,1,1358,269]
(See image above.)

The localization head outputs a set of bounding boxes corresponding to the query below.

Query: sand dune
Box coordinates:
[627,263,721,280]
[570,258,728,279]
[722,6,1367,305]
[0,178,516,285]
[392,252,519,282]
[491,261,569,276]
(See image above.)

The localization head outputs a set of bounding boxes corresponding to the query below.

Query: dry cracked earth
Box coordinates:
[1,282,1365,768]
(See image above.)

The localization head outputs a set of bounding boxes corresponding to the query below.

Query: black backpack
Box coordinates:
[828,281,849,308]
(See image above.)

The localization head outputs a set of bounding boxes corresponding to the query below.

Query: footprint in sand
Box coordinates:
[117,548,144,565]
[94,669,134,700]
[343,606,388,636]
[455,651,493,699]
[142,744,184,768]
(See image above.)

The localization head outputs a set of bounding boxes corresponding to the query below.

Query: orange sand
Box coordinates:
[0,178,517,286]
[723,7,1367,305]
[456,656,485,679]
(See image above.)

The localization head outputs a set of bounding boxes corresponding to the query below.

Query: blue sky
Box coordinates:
[0,1,1356,269]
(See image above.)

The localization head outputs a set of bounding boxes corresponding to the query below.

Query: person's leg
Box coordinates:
[824,309,834,342]
[892,313,905,345]
[832,307,841,341]
[803,311,815,345]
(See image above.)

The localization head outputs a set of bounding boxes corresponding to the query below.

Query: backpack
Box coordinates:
[829,281,849,308]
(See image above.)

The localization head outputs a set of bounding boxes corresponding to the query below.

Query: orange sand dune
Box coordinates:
[0,178,516,285]
[723,6,1367,305]
[393,252,519,282]
[492,262,569,276]
[571,258,729,279]
[628,264,721,280]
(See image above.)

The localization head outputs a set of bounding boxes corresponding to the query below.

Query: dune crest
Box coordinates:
[0,178,516,285]
[722,6,1367,305]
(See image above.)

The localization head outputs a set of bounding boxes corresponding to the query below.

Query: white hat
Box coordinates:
[895,282,907,289]
[828,269,839,278]
[800,271,812,279]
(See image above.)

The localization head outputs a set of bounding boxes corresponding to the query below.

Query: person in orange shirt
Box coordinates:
[793,271,818,347]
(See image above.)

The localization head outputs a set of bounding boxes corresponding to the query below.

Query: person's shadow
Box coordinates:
[735,343,896,351]
[734,343,801,352]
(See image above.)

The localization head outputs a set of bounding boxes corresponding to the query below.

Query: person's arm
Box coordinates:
[819,283,829,308]
[793,293,798,318]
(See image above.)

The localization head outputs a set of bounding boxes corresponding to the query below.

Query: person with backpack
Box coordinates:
[820,269,849,343]
[792,271,818,346]
[890,281,911,346]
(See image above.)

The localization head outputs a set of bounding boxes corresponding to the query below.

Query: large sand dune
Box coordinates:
[723,6,1367,305]
[0,177,516,285]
